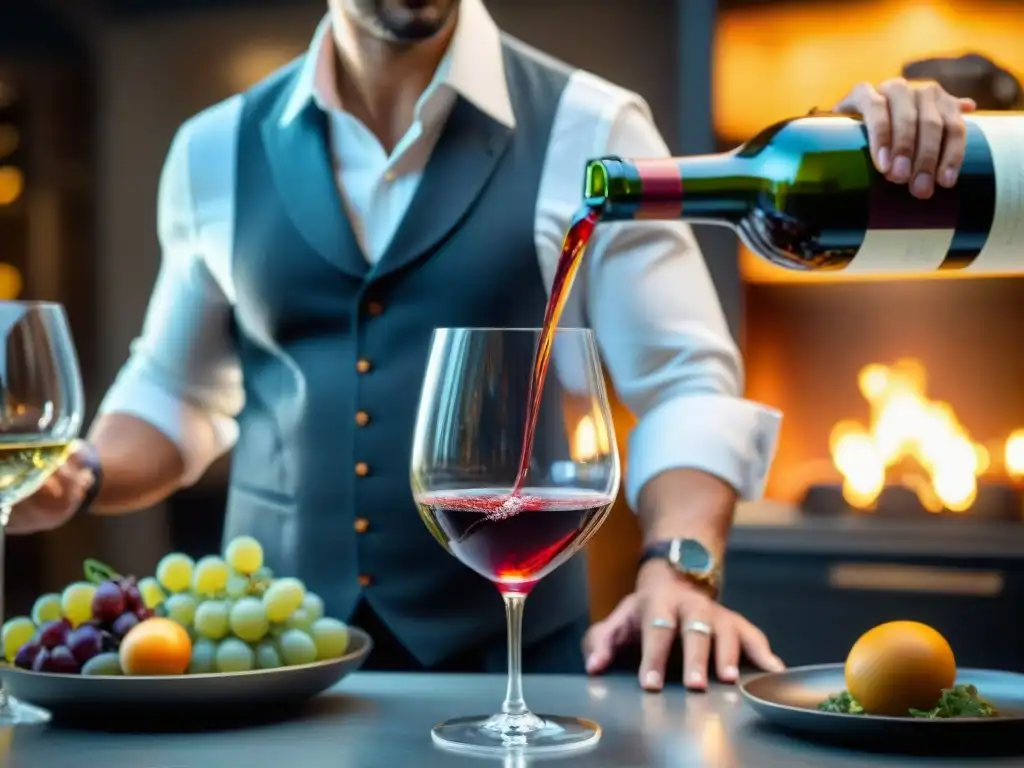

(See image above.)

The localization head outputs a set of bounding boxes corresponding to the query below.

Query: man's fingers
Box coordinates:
[835,82,891,173]
[738,617,785,672]
[584,593,640,674]
[3,515,37,535]
[5,502,54,535]
[680,611,714,691]
[639,601,676,692]
[584,643,612,675]
[936,100,968,190]
[74,468,95,491]
[957,97,977,112]
[583,623,616,674]
[56,460,94,493]
[910,86,945,198]
[713,618,741,684]
[41,475,64,498]
[878,79,918,184]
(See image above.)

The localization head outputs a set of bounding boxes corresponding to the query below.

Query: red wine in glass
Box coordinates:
[417,488,613,596]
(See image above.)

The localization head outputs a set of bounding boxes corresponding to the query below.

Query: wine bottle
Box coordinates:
[584,113,1024,274]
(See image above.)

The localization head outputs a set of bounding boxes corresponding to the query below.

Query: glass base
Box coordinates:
[0,693,51,727]
[431,711,601,756]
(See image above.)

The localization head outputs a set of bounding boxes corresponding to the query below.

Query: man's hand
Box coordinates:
[834,78,976,199]
[583,560,784,692]
[6,442,95,534]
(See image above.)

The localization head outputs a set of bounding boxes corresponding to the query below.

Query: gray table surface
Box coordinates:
[4,672,1020,768]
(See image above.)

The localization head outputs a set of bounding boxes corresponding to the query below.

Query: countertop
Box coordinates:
[4,672,1020,768]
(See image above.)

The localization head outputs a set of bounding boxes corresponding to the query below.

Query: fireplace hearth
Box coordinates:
[792,357,1024,521]
[800,483,1022,522]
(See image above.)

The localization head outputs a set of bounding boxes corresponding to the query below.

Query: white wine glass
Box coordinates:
[0,302,85,726]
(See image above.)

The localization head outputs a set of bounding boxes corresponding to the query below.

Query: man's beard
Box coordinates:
[358,0,458,43]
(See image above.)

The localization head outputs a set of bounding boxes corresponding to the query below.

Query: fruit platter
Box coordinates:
[740,620,1024,749]
[0,536,371,718]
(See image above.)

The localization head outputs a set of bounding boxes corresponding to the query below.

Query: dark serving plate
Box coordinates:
[1,627,372,727]
[741,664,1024,754]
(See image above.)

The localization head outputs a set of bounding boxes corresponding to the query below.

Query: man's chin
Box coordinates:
[375,0,459,41]
[382,14,449,42]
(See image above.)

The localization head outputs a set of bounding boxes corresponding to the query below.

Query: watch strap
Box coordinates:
[639,538,722,596]
[74,441,103,515]
[638,540,674,568]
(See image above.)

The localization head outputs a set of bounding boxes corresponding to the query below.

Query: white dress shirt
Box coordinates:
[99,0,781,510]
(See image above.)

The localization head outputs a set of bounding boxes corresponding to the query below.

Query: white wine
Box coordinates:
[0,440,74,514]
[585,112,1024,275]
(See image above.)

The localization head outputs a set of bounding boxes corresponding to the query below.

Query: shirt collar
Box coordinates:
[279,0,515,130]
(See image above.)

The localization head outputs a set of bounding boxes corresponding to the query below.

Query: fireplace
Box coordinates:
[714,0,1024,519]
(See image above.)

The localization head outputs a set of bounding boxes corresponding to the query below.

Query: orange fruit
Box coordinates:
[845,620,956,716]
[119,618,192,676]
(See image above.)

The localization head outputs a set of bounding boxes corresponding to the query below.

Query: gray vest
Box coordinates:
[223,38,591,666]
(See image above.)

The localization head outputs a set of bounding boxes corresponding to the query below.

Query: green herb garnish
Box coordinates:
[818,690,864,714]
[909,684,999,718]
[818,684,998,718]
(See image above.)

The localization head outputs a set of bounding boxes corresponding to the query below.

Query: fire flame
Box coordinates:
[573,416,599,462]
[1005,429,1024,478]
[830,358,996,512]
[571,414,614,464]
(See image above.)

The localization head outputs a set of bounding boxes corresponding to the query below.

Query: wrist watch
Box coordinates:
[74,441,103,515]
[639,538,722,596]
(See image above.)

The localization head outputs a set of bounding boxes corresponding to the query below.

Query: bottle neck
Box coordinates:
[585,152,760,226]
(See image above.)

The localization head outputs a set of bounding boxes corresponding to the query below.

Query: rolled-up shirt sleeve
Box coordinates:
[586,100,782,509]
[98,122,244,485]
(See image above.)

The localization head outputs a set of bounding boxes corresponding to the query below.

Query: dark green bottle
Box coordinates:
[584,113,1023,275]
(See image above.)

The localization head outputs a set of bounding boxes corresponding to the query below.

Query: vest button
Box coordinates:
[365,300,384,317]
[358,574,372,587]
[355,410,370,427]
[355,462,370,477]
[354,517,369,533]
[356,358,372,374]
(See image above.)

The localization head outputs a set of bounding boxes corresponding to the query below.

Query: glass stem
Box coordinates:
[501,592,529,717]
[0,506,8,713]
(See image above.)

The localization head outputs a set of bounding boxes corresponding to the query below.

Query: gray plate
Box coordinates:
[741,664,1024,755]
[1,627,372,725]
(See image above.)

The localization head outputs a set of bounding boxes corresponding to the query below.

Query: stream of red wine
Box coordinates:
[512,205,601,493]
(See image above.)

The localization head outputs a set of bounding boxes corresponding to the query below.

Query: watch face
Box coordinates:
[677,539,713,575]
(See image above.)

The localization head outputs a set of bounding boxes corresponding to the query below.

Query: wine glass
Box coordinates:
[411,327,620,756]
[0,302,85,726]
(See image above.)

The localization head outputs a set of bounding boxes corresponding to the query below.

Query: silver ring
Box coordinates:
[683,619,713,637]
[649,617,675,630]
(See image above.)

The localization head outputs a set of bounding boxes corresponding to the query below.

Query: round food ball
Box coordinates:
[845,621,956,715]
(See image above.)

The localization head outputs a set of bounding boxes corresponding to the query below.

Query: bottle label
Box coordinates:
[843,229,955,273]
[963,116,1024,273]
[845,115,1023,274]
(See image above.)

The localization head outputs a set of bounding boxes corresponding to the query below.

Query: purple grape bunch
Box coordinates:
[13,576,149,674]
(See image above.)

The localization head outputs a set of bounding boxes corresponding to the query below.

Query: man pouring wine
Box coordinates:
[9,0,976,692]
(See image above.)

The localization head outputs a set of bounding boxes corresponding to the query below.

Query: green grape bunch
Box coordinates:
[3,535,353,678]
